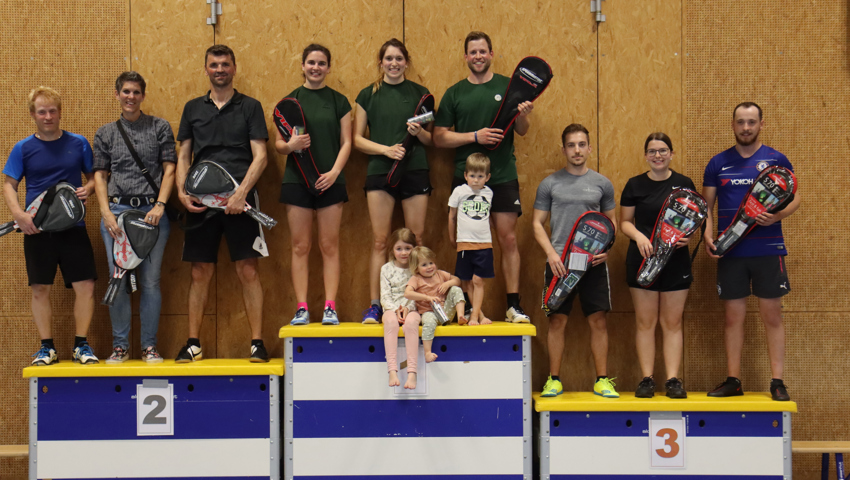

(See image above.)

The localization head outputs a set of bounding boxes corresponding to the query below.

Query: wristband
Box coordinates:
[474,131,478,144]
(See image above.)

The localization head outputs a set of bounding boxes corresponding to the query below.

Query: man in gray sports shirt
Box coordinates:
[532,123,619,398]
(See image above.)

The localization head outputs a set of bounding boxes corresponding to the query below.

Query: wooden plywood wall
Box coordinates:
[682,1,850,478]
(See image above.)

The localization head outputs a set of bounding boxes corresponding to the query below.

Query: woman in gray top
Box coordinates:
[93,71,175,364]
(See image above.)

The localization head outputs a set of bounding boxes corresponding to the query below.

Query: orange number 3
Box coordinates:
[655,428,680,458]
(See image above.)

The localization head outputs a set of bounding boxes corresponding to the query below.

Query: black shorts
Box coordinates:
[455,248,495,280]
[280,183,348,210]
[451,177,522,216]
[625,243,693,292]
[541,262,611,317]
[183,191,267,263]
[717,255,790,300]
[24,226,97,288]
[364,170,432,200]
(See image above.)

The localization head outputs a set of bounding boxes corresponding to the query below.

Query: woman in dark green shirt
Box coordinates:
[353,38,433,324]
[275,44,352,327]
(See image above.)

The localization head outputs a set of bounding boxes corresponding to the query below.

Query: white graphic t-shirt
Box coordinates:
[448,184,493,244]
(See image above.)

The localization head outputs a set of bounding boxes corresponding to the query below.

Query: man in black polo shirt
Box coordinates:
[175,44,269,363]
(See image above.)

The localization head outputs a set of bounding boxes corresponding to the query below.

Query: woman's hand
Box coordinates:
[103,212,120,240]
[383,144,406,161]
[636,234,653,258]
[315,169,340,192]
[145,204,165,226]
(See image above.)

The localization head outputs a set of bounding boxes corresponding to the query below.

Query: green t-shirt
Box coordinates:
[282,85,352,184]
[434,74,516,184]
[355,80,431,176]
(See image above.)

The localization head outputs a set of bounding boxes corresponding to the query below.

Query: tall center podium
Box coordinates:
[280,322,536,479]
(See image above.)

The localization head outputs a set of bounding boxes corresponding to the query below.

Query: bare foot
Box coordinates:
[389,370,400,387]
[425,352,438,363]
[404,372,417,389]
[480,314,492,325]
[469,315,480,326]
[457,313,468,326]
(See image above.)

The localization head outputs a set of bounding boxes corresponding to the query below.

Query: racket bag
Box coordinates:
[0,182,85,237]
[102,210,159,306]
[387,93,435,187]
[485,56,553,150]
[273,98,322,196]
[184,161,277,229]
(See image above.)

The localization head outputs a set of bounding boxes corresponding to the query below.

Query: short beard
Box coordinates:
[736,131,759,147]
[467,60,491,75]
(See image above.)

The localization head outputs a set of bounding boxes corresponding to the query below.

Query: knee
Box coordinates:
[472,275,484,288]
[291,239,311,258]
[31,284,51,301]
[548,315,567,333]
[73,280,95,299]
[191,263,215,284]
[498,230,518,251]
[319,236,339,257]
[588,313,608,331]
[235,262,259,284]
[659,315,682,333]
[762,314,783,329]
[636,315,658,332]
[372,237,387,253]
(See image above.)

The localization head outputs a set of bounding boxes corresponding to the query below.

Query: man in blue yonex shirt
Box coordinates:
[702,102,801,401]
[2,86,99,366]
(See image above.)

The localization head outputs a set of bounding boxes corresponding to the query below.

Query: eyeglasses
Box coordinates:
[646,148,670,157]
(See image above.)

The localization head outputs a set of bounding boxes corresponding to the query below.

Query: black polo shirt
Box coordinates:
[177,89,268,182]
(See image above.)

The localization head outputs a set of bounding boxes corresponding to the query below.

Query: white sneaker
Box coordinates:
[506,305,531,323]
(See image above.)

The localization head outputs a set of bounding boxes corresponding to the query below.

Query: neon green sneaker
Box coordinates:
[541,376,563,397]
[594,377,619,398]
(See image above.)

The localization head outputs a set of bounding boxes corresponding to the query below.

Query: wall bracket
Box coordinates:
[591,0,606,22]
[207,0,222,25]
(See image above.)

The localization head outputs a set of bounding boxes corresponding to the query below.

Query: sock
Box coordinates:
[325,300,336,311]
[596,376,608,382]
[297,302,308,311]
[74,336,87,348]
[188,338,201,348]
[506,293,520,308]
[251,339,264,347]
[550,375,560,382]
[41,338,55,350]
[371,299,380,307]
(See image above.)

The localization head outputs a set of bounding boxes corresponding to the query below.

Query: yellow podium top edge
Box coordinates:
[533,392,797,413]
[280,322,536,338]
[23,359,284,378]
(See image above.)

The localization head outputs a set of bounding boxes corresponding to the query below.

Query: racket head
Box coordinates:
[185,161,238,196]
[119,210,160,261]
[486,56,553,150]
[273,98,306,141]
[34,182,86,232]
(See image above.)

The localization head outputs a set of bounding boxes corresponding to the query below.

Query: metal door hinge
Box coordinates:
[591,0,606,22]
[207,0,222,25]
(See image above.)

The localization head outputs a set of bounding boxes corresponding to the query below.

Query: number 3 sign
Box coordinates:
[137,380,174,436]
[649,413,685,468]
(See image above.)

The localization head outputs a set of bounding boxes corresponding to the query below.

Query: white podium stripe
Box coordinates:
[38,438,270,478]
[293,436,523,476]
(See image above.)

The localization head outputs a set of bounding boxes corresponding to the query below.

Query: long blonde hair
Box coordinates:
[372,38,411,94]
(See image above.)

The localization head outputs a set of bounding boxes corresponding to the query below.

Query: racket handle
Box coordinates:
[101,277,123,306]
[244,205,278,229]
[0,221,16,238]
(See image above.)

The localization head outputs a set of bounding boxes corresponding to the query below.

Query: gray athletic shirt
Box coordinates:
[533,168,616,254]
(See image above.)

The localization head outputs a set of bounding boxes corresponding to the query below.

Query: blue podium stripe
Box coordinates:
[293,336,523,363]
[293,399,523,438]
[551,476,782,479]
[294,476,522,480]
[38,377,271,440]
[549,411,783,437]
[61,478,270,480]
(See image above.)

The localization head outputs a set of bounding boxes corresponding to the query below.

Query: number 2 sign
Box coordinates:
[137,380,174,436]
[649,414,685,468]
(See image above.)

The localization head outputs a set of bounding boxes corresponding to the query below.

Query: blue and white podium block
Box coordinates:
[535,392,797,479]
[24,359,284,480]
[280,323,536,479]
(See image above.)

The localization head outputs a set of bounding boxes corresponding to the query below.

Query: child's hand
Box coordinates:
[438,282,452,294]
[397,306,409,322]
[428,295,442,304]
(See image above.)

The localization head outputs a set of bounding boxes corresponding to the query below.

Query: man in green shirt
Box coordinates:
[434,31,535,323]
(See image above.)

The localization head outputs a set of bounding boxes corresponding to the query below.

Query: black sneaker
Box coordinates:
[635,376,655,398]
[707,377,743,397]
[250,342,269,363]
[770,379,790,401]
[175,343,203,363]
[665,377,687,399]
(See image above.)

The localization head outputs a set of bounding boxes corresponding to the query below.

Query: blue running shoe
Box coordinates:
[73,343,99,365]
[31,345,58,366]
[361,304,382,324]
[290,308,310,326]
[322,307,339,325]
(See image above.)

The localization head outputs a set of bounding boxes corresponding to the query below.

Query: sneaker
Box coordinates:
[707,377,743,397]
[175,343,203,363]
[506,305,531,323]
[322,306,339,325]
[464,302,472,320]
[250,343,269,363]
[594,377,619,398]
[290,308,310,326]
[665,377,687,399]
[106,346,129,364]
[73,343,99,365]
[361,304,382,324]
[770,379,790,401]
[635,376,655,398]
[541,376,563,397]
[31,346,58,366]
[141,346,163,364]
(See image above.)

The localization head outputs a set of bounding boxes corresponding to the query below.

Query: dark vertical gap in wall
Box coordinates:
[595,23,600,172]
[128,0,133,70]
[402,0,406,44]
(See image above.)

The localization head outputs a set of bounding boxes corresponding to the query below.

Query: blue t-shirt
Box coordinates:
[3,132,93,207]
[703,145,793,257]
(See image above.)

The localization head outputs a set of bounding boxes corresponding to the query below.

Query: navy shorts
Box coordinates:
[455,248,495,281]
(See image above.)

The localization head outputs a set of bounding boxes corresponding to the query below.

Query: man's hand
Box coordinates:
[474,128,504,146]
[13,210,38,235]
[225,191,247,215]
[755,212,778,227]
[547,251,566,277]
[178,190,207,213]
